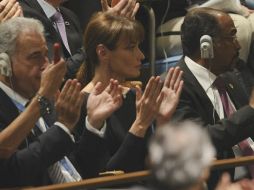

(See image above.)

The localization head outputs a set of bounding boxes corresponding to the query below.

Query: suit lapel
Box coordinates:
[0,88,20,126]
[21,0,61,41]
[179,59,214,105]
[59,7,79,56]
[22,0,46,16]
[178,59,220,122]
[223,73,248,109]
[0,88,49,147]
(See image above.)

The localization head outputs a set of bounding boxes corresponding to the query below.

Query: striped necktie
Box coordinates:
[51,10,71,55]
[214,77,254,177]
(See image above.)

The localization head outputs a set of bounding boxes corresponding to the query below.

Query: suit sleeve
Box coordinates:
[73,126,147,178]
[105,132,147,172]
[0,125,74,187]
[173,87,254,151]
[65,47,86,79]
[73,91,147,178]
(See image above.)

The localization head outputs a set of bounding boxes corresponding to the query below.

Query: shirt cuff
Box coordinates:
[54,121,75,142]
[85,116,106,138]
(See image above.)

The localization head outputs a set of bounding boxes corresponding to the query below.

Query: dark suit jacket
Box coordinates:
[0,88,75,187]
[18,0,85,79]
[173,58,254,186]
[233,59,254,97]
[63,0,101,32]
[73,91,150,178]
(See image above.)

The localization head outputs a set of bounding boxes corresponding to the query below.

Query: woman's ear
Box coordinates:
[96,44,107,57]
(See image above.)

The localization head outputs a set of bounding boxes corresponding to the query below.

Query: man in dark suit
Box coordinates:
[0,17,86,187]
[172,7,254,187]
[18,0,85,79]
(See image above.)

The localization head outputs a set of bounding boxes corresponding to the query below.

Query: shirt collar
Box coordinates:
[0,81,29,107]
[185,56,217,92]
[37,0,58,19]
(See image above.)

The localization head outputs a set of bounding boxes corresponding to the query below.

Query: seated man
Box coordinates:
[155,0,254,62]
[171,7,254,188]
[0,16,84,187]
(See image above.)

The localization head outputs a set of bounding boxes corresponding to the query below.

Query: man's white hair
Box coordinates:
[149,121,216,190]
[0,17,44,56]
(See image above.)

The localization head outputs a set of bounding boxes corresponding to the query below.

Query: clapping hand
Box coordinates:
[156,67,183,126]
[215,173,243,190]
[101,0,139,19]
[86,79,123,130]
[55,79,85,131]
[0,0,23,23]
[129,76,164,137]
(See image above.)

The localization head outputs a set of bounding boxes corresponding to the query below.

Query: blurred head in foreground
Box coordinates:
[149,121,216,190]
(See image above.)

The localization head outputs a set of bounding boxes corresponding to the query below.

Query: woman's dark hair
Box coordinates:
[77,12,144,86]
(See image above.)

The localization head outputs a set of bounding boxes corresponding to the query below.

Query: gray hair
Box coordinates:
[0,17,44,56]
[149,121,216,190]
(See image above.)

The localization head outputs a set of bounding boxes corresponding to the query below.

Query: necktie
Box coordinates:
[213,78,235,116]
[214,77,254,177]
[51,10,71,55]
[49,156,82,183]
[36,115,81,183]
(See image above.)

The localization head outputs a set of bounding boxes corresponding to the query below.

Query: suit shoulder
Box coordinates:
[60,7,79,22]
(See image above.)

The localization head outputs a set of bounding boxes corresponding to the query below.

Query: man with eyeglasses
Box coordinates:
[170,7,254,189]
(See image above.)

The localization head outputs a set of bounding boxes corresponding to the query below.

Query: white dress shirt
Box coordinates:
[185,56,236,119]
[37,0,56,19]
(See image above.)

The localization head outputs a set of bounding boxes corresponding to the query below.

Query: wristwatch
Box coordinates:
[36,93,52,116]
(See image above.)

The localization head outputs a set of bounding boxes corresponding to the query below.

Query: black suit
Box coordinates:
[172,58,254,186]
[18,0,85,79]
[73,91,150,178]
[0,88,75,187]
[63,0,101,32]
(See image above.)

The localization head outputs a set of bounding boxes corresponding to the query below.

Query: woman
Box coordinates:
[75,12,183,178]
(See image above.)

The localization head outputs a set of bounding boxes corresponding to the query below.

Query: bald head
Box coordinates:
[181,7,230,58]
[181,7,240,75]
